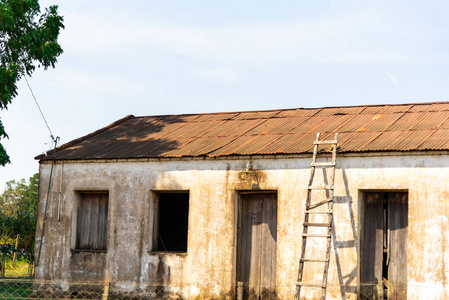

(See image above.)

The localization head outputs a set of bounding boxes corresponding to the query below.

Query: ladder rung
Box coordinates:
[307,198,333,210]
[311,162,335,167]
[313,140,337,145]
[308,185,333,190]
[296,282,326,288]
[303,222,331,227]
[300,258,329,263]
[305,210,333,214]
[302,234,330,238]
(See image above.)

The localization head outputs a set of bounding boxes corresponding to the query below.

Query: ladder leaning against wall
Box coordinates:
[295,132,338,300]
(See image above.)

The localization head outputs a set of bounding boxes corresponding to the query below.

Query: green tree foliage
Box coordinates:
[0,0,64,166]
[0,173,39,254]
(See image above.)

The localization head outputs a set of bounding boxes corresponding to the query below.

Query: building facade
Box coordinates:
[35,102,449,299]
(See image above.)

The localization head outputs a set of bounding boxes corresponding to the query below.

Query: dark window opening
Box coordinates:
[154,192,189,252]
[76,192,109,251]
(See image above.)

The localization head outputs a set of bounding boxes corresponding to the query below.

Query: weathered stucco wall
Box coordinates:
[35,153,449,299]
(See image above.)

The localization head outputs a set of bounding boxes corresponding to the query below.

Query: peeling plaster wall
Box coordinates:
[35,153,449,299]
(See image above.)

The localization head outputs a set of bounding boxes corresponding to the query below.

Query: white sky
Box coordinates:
[1,0,449,191]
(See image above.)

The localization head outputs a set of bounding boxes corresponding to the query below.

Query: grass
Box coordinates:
[2,258,33,279]
[4,264,32,279]
[0,260,33,299]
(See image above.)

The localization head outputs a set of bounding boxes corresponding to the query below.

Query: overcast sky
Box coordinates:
[1,0,449,191]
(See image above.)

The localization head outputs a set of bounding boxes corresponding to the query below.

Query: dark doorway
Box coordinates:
[237,192,277,300]
[154,192,189,252]
[361,192,408,299]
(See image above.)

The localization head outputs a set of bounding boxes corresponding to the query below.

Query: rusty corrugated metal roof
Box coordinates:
[37,101,449,161]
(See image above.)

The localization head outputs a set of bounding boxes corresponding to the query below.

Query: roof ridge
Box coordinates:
[134,108,289,119]
[132,101,449,119]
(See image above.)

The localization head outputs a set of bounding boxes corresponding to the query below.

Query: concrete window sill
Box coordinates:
[71,249,107,253]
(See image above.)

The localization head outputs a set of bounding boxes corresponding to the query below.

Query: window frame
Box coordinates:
[152,191,190,253]
[71,190,109,253]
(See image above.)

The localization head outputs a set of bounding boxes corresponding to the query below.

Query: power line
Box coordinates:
[24,76,57,142]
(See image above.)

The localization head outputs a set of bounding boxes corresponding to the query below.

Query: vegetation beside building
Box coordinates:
[0,173,38,277]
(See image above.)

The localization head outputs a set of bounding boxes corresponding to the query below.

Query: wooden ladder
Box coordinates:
[295,132,338,300]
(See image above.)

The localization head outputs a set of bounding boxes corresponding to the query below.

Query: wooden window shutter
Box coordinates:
[76,192,109,251]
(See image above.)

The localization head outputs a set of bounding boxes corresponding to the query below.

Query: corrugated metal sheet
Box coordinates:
[388,111,449,131]
[163,136,238,157]
[257,133,313,155]
[158,121,222,139]
[314,106,366,116]
[272,108,321,118]
[38,102,449,161]
[363,130,434,151]
[211,135,283,156]
[358,113,403,132]
[335,114,377,132]
[438,116,449,129]
[379,105,414,114]
[288,116,329,134]
[265,116,310,135]
[426,103,449,112]
[231,110,281,120]
[418,129,449,150]
[311,114,355,133]
[245,118,298,136]
[409,104,434,112]
[192,112,240,122]
[337,132,382,152]
[203,119,266,137]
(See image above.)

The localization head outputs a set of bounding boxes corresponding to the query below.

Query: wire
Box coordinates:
[24,76,56,142]
[23,73,61,268]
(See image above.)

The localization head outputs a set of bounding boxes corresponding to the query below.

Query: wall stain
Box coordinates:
[157,255,171,284]
[138,219,144,281]
[237,170,266,190]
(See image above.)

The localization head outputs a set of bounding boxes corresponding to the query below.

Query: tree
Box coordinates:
[0,173,39,253]
[0,0,64,166]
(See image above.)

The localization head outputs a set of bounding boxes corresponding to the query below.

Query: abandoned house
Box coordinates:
[35,101,449,299]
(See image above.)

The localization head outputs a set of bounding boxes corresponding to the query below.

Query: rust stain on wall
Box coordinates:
[237,170,267,190]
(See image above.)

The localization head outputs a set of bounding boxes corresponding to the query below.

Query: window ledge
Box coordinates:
[71,249,107,253]
[151,251,187,256]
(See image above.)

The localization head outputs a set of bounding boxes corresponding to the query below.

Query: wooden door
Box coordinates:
[387,192,408,299]
[361,192,408,300]
[237,193,277,300]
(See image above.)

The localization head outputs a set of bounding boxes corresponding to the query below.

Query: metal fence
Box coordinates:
[0,279,280,300]
[0,279,414,299]
[358,281,409,300]
[359,282,386,300]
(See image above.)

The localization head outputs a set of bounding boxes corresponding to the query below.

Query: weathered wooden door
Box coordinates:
[361,192,408,300]
[237,193,277,300]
